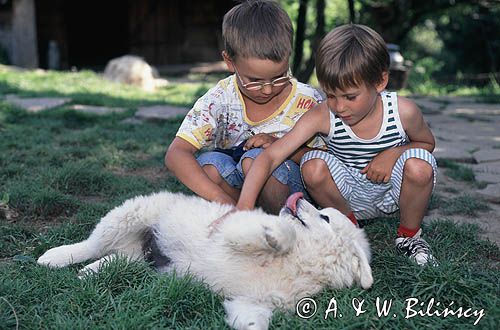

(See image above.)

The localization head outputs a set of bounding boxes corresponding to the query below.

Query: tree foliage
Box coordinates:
[293,0,325,82]
[357,0,499,45]
[434,4,499,79]
[283,0,499,85]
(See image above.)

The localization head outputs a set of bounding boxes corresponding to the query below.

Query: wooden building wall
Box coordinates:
[128,0,230,65]
[33,0,233,70]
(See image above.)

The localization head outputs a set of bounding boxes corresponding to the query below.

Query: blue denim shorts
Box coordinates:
[197,147,306,194]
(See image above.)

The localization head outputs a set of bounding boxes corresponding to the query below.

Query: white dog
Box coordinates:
[38,192,373,330]
[103,55,168,92]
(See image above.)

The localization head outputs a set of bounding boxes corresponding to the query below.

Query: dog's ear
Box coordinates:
[351,241,373,289]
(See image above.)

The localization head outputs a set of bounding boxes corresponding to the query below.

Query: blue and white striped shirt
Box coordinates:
[322,91,408,170]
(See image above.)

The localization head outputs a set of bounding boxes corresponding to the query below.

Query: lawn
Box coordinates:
[1,66,499,329]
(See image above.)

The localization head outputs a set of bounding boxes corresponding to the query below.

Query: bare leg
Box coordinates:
[301,159,352,215]
[257,176,290,215]
[202,164,240,202]
[241,158,289,215]
[398,158,434,230]
[37,241,97,268]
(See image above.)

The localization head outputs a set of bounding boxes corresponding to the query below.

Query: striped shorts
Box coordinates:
[300,148,438,220]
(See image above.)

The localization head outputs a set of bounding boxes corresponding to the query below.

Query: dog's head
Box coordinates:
[279,193,373,289]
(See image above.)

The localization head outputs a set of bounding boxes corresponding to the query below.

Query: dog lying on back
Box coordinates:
[38,192,373,330]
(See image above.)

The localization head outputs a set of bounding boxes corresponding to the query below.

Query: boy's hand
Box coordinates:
[208,208,237,237]
[244,133,277,150]
[361,148,402,183]
[212,194,237,206]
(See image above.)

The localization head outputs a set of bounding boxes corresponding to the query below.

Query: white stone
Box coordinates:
[473,149,500,163]
[135,105,189,121]
[443,102,500,116]
[69,104,127,115]
[474,173,500,184]
[434,140,475,162]
[471,161,500,173]
[5,96,70,112]
[476,183,500,203]
[413,97,446,114]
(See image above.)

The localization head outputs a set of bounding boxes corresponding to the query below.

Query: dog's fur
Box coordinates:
[38,192,372,330]
[103,55,168,92]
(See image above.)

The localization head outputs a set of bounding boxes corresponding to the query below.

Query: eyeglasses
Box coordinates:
[233,66,292,91]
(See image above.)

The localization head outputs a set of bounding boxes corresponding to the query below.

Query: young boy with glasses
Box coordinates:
[165,0,323,214]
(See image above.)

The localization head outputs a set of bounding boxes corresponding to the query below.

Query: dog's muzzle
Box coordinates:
[281,192,308,227]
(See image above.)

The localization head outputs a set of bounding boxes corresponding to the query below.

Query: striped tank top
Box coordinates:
[323,91,408,170]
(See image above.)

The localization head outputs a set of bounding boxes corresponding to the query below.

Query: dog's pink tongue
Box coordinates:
[285,192,303,215]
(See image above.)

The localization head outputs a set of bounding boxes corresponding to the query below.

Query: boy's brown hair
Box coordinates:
[222,0,293,62]
[316,24,390,92]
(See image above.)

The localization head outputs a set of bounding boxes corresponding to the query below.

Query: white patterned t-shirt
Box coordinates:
[176,75,324,150]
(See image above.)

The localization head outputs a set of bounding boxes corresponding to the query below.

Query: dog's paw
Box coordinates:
[37,245,75,268]
[77,263,99,279]
[223,298,272,330]
[77,256,115,279]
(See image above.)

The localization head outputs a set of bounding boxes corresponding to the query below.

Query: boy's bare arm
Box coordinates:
[237,107,329,210]
[243,133,311,164]
[398,97,435,151]
[288,145,313,164]
[361,98,435,183]
[165,137,236,205]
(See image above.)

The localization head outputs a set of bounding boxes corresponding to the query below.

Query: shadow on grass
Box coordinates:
[0,72,210,109]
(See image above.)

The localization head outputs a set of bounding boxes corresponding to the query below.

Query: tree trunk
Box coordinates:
[296,0,325,83]
[348,0,355,23]
[292,0,309,74]
[12,0,39,68]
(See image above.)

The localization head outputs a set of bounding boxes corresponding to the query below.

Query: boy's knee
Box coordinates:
[403,158,433,186]
[302,159,329,187]
[240,157,253,175]
[202,164,224,184]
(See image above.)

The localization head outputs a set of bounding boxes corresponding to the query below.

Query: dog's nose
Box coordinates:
[285,192,303,215]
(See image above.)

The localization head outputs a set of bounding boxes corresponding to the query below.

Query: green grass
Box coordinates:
[429,193,491,216]
[440,194,490,216]
[408,83,500,103]
[405,70,500,103]
[0,64,210,108]
[438,159,489,189]
[438,159,476,182]
[1,67,499,329]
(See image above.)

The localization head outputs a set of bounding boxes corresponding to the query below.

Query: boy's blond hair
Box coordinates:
[222,0,293,62]
[316,24,390,92]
